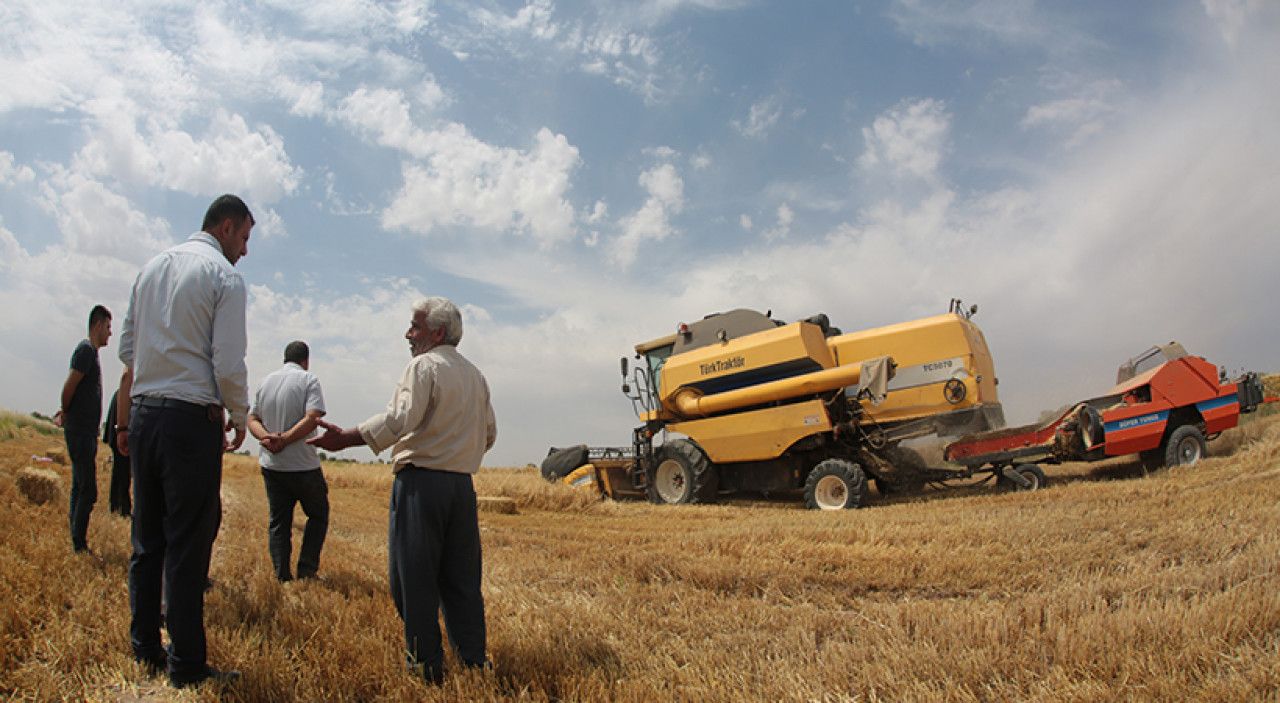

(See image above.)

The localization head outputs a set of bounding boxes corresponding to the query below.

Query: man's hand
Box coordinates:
[117,428,130,456]
[53,410,64,428]
[224,418,246,452]
[307,419,359,452]
[260,433,285,453]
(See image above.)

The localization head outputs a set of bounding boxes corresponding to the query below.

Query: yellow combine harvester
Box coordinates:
[546,301,1005,509]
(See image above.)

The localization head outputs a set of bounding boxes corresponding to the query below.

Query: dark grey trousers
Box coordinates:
[128,402,222,681]
[108,444,132,516]
[389,468,486,682]
[65,431,97,551]
[261,467,329,581]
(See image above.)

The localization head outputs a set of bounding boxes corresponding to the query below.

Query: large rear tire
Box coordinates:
[647,439,718,505]
[804,459,868,510]
[1163,425,1206,468]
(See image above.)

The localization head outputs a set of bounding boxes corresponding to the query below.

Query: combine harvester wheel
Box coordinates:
[804,459,869,510]
[648,439,718,505]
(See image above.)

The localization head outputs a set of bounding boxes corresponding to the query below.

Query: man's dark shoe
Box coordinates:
[170,666,241,689]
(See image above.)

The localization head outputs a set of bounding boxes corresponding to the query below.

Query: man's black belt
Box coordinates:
[402,463,451,474]
[135,396,222,421]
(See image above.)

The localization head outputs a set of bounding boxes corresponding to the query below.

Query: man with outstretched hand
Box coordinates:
[115,194,253,689]
[309,296,497,684]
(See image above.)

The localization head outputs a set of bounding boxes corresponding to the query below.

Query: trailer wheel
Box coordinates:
[804,459,868,510]
[1163,425,1206,468]
[647,439,718,505]
[998,463,1046,491]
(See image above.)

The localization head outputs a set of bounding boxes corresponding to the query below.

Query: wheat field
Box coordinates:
[1,404,1279,702]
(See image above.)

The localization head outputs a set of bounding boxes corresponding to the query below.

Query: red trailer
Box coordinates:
[936,343,1267,490]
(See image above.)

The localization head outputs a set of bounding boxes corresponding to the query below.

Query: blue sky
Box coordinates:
[1,0,1277,466]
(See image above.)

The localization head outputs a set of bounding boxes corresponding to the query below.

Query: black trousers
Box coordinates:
[389,468,486,681]
[108,442,132,516]
[261,467,329,581]
[65,430,97,551]
[128,402,222,681]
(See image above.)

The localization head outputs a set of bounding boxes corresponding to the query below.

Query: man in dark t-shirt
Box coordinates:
[56,305,113,553]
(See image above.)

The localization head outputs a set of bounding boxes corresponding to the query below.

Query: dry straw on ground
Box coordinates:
[1,409,1278,701]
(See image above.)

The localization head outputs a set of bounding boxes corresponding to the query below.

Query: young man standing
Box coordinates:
[56,305,112,553]
[247,341,329,582]
[115,194,253,688]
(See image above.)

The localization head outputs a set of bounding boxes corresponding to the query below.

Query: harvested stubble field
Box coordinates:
[2,407,1279,702]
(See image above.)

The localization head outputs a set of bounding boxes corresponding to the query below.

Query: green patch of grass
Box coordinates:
[0,410,62,442]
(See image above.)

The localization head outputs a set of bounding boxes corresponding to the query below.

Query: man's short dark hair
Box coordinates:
[88,305,111,330]
[201,194,255,232]
[284,341,310,365]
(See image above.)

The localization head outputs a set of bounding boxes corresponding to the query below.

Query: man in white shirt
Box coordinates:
[115,194,252,689]
[309,296,496,685]
[248,341,328,582]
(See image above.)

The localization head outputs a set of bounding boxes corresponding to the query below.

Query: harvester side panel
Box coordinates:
[658,322,835,406]
[667,398,832,463]
[827,313,1000,427]
[1099,411,1170,456]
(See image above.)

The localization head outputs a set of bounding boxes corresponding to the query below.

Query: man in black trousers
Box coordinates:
[115,194,254,689]
[247,341,329,582]
[55,304,112,553]
[309,296,497,684]
[103,389,131,517]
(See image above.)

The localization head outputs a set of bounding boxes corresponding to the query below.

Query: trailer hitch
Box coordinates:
[999,465,1033,489]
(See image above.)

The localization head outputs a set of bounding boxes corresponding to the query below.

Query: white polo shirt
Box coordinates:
[251,362,326,471]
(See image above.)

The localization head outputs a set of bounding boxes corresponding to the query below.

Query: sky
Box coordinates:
[1,0,1277,467]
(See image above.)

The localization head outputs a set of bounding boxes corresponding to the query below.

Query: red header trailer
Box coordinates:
[943,343,1267,483]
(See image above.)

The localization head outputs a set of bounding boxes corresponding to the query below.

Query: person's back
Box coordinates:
[391,345,492,474]
[124,237,247,409]
[249,346,329,583]
[254,363,323,471]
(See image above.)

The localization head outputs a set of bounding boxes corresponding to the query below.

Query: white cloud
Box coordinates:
[610,162,684,267]
[414,75,450,112]
[336,87,427,155]
[1202,0,1270,46]
[36,169,173,262]
[586,200,609,224]
[690,151,712,170]
[859,98,951,182]
[733,96,783,139]
[473,0,559,39]
[381,125,581,246]
[739,214,753,230]
[254,208,289,240]
[886,0,1068,51]
[289,82,326,117]
[0,151,35,185]
[1022,78,1124,148]
[762,202,794,241]
[73,109,302,205]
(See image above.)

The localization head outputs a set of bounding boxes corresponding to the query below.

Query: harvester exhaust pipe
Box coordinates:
[669,356,895,419]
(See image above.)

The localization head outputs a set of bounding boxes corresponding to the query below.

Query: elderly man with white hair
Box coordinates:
[309,296,497,684]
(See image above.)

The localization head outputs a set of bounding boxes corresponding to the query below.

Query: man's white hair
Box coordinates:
[411,296,463,345]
